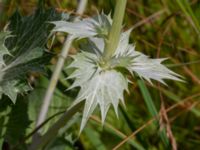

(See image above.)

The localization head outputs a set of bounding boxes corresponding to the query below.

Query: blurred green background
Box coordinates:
[0,0,200,150]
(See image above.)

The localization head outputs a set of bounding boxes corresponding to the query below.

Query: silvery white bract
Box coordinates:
[51,12,112,38]
[112,29,183,84]
[52,13,182,131]
[67,52,129,131]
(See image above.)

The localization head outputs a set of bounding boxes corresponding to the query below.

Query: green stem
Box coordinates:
[29,101,84,150]
[103,0,127,61]
[35,0,88,128]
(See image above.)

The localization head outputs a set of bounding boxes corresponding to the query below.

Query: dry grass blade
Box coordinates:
[90,115,130,139]
[112,93,200,150]
[156,24,177,150]
[159,91,177,150]
[131,9,166,29]
[112,119,154,150]
[90,116,145,150]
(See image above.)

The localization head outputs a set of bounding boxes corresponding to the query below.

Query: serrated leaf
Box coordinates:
[0,8,62,103]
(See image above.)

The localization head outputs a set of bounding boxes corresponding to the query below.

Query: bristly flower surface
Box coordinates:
[52,13,183,131]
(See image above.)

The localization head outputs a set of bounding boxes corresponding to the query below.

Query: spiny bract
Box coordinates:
[52,13,183,132]
[51,12,112,38]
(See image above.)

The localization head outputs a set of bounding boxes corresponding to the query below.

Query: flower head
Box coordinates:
[52,13,183,131]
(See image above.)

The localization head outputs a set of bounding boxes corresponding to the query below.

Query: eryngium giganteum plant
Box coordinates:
[51,12,183,131]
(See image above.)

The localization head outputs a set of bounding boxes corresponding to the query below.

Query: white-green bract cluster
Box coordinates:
[51,13,182,132]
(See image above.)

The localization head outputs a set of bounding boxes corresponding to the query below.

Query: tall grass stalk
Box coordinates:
[176,0,200,35]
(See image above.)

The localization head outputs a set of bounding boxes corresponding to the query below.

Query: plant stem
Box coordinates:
[29,101,84,150]
[36,35,74,127]
[30,0,87,149]
[35,0,88,128]
[103,0,127,61]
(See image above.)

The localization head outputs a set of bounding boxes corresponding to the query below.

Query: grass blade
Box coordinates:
[137,80,169,147]
[175,0,200,34]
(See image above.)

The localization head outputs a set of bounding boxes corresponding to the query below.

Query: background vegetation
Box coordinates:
[0,0,200,149]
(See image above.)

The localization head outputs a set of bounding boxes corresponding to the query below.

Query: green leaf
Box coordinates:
[0,96,31,149]
[28,76,71,134]
[84,127,107,150]
[4,97,31,147]
[0,8,62,103]
[0,98,11,142]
